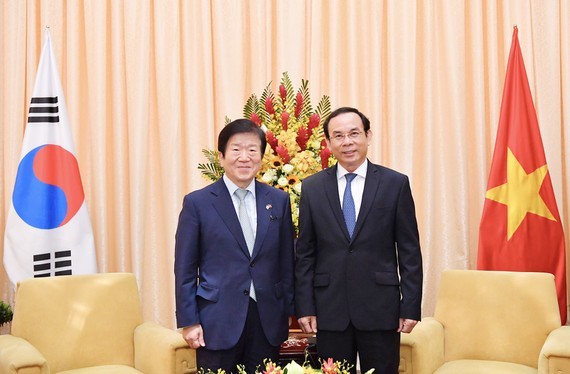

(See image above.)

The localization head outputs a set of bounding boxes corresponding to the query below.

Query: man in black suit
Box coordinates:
[295,107,422,374]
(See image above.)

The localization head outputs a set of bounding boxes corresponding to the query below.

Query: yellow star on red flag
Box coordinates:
[485,148,556,240]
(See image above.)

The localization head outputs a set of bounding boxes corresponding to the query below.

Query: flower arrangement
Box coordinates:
[199,357,374,374]
[199,72,335,233]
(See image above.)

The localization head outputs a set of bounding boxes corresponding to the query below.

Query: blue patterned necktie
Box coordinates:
[343,173,357,238]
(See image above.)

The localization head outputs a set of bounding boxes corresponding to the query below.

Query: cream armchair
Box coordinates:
[399,270,570,374]
[0,272,196,374]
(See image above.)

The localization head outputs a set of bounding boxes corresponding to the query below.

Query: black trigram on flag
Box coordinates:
[28,96,59,123]
[33,250,72,277]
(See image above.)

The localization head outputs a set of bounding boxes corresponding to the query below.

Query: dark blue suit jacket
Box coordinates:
[175,179,295,350]
[295,161,423,331]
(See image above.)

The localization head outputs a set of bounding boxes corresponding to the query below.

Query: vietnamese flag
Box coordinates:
[478,27,567,324]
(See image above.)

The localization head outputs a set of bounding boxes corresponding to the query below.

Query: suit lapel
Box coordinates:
[323,165,351,242]
[352,162,382,240]
[252,181,271,260]
[210,179,251,259]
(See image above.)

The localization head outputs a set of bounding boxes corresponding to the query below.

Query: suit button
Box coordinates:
[244,290,249,296]
[349,249,354,253]
[250,262,255,267]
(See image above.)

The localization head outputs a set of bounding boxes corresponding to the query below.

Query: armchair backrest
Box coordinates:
[11,273,144,373]
[433,270,561,368]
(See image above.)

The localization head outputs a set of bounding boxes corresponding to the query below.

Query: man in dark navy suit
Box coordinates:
[175,119,295,373]
[295,107,423,374]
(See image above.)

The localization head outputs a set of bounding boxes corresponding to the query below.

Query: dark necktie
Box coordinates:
[343,173,357,238]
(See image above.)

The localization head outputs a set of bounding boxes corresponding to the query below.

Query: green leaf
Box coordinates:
[243,94,259,120]
[299,79,313,120]
[0,301,13,326]
[198,149,224,181]
[315,94,332,124]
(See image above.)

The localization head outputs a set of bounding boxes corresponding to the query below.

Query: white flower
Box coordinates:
[294,182,302,194]
[262,170,276,183]
[282,164,294,174]
[283,360,304,374]
[277,176,288,187]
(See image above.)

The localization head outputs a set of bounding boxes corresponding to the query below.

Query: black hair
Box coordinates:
[323,107,371,139]
[217,119,267,156]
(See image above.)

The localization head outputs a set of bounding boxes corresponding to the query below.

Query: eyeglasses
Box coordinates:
[330,131,363,143]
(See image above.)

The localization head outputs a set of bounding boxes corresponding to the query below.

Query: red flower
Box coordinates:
[266,130,279,152]
[322,358,337,374]
[275,144,291,164]
[320,147,332,169]
[294,92,303,117]
[250,112,261,126]
[265,97,275,115]
[279,84,287,103]
[263,361,281,374]
[308,113,320,133]
[296,126,309,151]
[281,112,290,130]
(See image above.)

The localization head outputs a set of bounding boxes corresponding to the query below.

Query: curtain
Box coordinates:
[1,0,569,329]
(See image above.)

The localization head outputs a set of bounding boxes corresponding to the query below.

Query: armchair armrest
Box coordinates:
[399,317,444,374]
[0,335,48,374]
[538,326,570,374]
[134,322,197,374]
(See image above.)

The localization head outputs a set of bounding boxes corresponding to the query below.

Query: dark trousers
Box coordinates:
[197,298,280,374]
[317,322,400,374]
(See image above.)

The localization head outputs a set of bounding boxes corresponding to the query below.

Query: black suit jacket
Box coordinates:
[295,161,422,331]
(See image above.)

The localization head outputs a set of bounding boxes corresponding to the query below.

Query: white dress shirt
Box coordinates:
[223,175,257,237]
[336,160,368,221]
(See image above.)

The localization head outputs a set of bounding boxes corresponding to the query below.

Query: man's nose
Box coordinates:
[237,150,250,159]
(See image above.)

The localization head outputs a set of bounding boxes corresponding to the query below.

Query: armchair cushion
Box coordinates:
[434,360,538,373]
[58,366,142,374]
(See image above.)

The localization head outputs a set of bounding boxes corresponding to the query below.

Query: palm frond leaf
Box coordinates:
[198,149,224,181]
[243,94,260,120]
[315,95,332,125]
[299,79,313,119]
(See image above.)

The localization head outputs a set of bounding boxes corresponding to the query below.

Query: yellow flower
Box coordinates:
[287,174,300,186]
[269,156,283,169]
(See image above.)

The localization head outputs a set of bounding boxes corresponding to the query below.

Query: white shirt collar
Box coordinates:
[223,175,256,198]
[336,159,368,180]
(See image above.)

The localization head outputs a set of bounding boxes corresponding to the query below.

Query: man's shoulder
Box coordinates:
[303,168,331,184]
[369,162,409,181]
[184,179,223,200]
